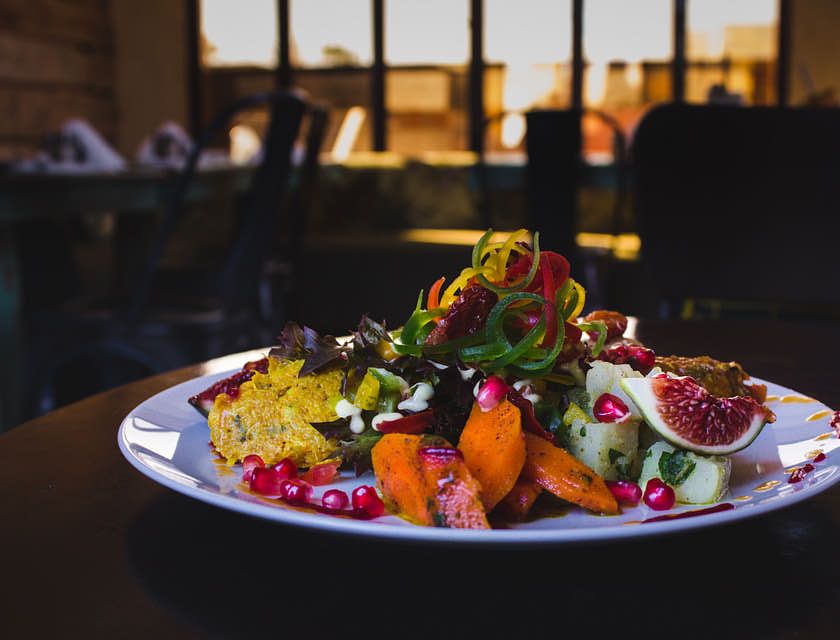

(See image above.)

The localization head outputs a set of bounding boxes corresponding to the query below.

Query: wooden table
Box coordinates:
[2,317,839,638]
[0,166,252,431]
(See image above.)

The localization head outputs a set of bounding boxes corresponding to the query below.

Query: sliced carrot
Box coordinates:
[458,398,526,512]
[521,431,619,515]
[495,477,543,521]
[371,434,433,525]
[371,434,489,528]
[419,446,489,529]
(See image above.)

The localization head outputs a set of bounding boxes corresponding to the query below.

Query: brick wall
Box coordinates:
[0,0,117,164]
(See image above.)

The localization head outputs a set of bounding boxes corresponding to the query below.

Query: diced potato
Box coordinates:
[566,417,640,481]
[638,441,731,504]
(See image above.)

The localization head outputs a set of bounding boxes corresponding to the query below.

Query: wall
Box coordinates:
[0,0,116,163]
[111,0,191,156]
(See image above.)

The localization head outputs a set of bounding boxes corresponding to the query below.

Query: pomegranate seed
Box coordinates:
[604,343,629,364]
[418,446,464,463]
[606,480,642,505]
[272,457,298,480]
[250,467,287,496]
[476,376,508,412]
[788,463,816,484]
[813,452,827,463]
[242,454,265,484]
[321,489,349,512]
[593,393,631,423]
[628,345,656,372]
[301,460,340,485]
[280,478,313,504]
[352,485,384,518]
[644,478,675,510]
[831,411,840,437]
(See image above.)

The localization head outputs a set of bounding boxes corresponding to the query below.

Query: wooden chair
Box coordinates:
[630,102,840,319]
[24,89,327,417]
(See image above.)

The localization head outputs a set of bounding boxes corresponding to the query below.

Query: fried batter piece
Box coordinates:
[654,355,767,403]
[207,357,342,467]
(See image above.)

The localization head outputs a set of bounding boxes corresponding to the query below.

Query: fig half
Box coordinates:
[619,375,775,455]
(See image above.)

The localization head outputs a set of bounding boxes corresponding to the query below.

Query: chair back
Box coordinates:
[126,89,309,321]
[631,102,840,317]
[525,109,582,265]
[525,108,629,310]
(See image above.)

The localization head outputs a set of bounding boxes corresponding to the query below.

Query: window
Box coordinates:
[583,0,672,161]
[200,0,277,68]
[484,0,573,154]
[686,0,779,105]
[198,0,787,161]
[384,0,470,155]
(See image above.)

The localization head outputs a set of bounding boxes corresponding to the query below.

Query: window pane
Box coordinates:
[385,0,469,65]
[290,0,372,68]
[200,0,278,68]
[295,70,373,156]
[384,0,470,154]
[583,0,672,161]
[484,0,573,153]
[686,0,778,105]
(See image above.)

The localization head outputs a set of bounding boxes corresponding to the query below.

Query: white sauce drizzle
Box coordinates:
[398,382,435,413]
[512,379,542,404]
[335,399,365,434]
[459,367,477,381]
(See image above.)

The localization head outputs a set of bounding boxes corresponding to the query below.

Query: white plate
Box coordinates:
[118,368,840,545]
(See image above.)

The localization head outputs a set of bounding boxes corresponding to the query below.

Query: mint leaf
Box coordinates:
[658,450,696,486]
[608,448,626,465]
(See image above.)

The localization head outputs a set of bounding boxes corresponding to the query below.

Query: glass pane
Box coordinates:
[200,0,278,68]
[582,0,673,161]
[484,0,573,154]
[290,0,372,68]
[294,70,373,157]
[686,0,778,105]
[385,68,469,154]
[384,0,470,154]
[385,0,469,65]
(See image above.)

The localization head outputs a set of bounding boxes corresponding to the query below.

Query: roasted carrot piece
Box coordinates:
[521,432,619,515]
[418,446,490,529]
[495,477,543,521]
[458,398,526,512]
[371,434,490,528]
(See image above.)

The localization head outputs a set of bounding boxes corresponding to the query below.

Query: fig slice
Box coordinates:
[619,375,775,455]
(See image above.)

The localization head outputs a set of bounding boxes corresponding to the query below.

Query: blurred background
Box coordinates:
[2,0,838,429]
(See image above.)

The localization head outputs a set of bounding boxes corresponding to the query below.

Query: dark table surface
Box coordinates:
[3,317,839,639]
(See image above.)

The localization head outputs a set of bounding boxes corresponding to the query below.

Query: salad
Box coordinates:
[189,228,776,528]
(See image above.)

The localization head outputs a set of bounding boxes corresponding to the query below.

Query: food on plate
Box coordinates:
[638,441,731,505]
[458,397,526,512]
[188,357,269,416]
[654,354,767,402]
[190,228,777,528]
[372,434,490,528]
[206,357,342,468]
[521,431,620,514]
[620,374,774,455]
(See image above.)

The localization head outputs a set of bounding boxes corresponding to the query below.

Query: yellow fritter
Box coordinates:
[208,357,343,468]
